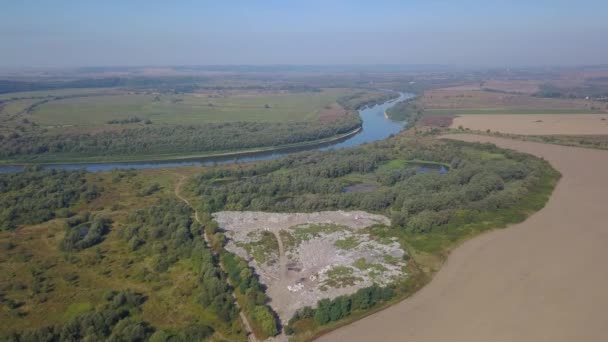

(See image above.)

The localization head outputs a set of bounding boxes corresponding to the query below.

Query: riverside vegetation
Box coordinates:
[0,116,559,341]
[192,129,559,339]
[0,129,559,340]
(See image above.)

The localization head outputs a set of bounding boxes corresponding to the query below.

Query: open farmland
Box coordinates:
[25,88,354,127]
[418,87,607,115]
[320,135,608,342]
[451,114,608,135]
[0,87,390,164]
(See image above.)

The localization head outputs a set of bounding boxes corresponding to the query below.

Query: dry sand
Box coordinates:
[318,134,608,342]
[452,114,608,135]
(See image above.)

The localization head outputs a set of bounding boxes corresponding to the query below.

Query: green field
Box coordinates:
[25,89,352,127]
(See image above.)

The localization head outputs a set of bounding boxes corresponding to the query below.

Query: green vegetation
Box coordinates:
[385,99,424,122]
[0,87,387,163]
[236,231,279,265]
[0,172,246,340]
[221,252,279,339]
[323,266,361,288]
[0,167,100,230]
[27,89,350,126]
[334,236,360,250]
[60,213,111,252]
[192,131,559,339]
[0,115,361,163]
[4,289,215,342]
[286,285,394,335]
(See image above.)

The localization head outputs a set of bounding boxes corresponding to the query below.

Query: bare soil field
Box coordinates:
[418,88,606,114]
[451,114,608,135]
[212,211,406,324]
[319,135,608,342]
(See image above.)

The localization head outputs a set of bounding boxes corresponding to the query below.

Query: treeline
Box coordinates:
[60,212,111,252]
[385,99,424,122]
[3,290,215,341]
[0,167,100,230]
[0,115,361,161]
[337,91,397,110]
[107,117,152,125]
[0,77,209,95]
[118,199,237,322]
[194,135,548,234]
[221,251,279,339]
[286,285,394,335]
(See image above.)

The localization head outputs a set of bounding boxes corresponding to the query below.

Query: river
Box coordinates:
[0,92,414,173]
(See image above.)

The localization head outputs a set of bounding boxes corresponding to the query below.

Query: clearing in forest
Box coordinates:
[212,211,407,323]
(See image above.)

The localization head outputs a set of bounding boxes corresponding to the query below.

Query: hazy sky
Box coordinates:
[2,0,607,68]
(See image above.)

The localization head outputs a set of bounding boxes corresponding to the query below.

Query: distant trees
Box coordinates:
[0,115,362,162]
[107,116,150,125]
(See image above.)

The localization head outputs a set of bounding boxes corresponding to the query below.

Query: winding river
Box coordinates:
[0,92,413,173]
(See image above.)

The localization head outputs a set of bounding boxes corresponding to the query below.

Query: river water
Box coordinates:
[0,92,414,173]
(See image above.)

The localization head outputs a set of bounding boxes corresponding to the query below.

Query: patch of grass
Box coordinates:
[0,171,245,340]
[62,302,93,320]
[334,236,360,250]
[323,266,362,288]
[237,231,279,265]
[291,224,347,244]
[27,89,353,127]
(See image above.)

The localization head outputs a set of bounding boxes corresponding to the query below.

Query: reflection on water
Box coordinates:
[0,92,414,173]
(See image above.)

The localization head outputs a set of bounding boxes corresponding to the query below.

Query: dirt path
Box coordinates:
[173,174,258,342]
[318,134,608,342]
[272,231,288,279]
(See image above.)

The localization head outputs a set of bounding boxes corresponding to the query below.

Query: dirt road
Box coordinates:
[318,135,608,342]
[173,174,258,342]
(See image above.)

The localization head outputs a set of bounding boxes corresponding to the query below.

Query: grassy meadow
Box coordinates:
[23,88,353,127]
[0,168,246,340]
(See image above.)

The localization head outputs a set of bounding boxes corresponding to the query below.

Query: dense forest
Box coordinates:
[0,115,361,161]
[194,134,547,234]
[0,167,100,230]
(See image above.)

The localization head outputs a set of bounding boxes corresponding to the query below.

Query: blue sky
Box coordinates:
[1,0,607,67]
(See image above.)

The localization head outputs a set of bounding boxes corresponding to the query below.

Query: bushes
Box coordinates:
[6,290,154,342]
[220,251,279,339]
[60,213,112,252]
[117,199,237,322]
[0,167,100,230]
[1,114,362,161]
[288,285,394,334]
[194,137,547,235]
